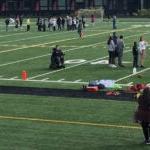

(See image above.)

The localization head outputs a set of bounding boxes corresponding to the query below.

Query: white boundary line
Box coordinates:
[0,78,139,87]
[0,78,88,84]
[0,26,142,54]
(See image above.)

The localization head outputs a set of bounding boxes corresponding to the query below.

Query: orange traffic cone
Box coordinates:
[21,70,28,80]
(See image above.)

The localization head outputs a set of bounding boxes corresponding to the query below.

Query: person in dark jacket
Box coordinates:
[49,45,65,69]
[132,42,139,68]
[78,20,83,38]
[5,18,10,32]
[135,87,150,144]
[117,35,125,67]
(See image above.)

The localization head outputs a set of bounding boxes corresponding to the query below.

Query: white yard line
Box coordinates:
[0,32,30,38]
[58,79,65,82]
[115,67,150,83]
[0,26,143,54]
[10,76,18,79]
[0,42,101,67]
[0,31,74,44]
[0,31,148,68]
[28,56,110,80]
[74,79,82,82]
[41,78,49,81]
[0,78,142,87]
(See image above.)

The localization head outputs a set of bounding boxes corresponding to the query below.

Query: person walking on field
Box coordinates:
[135,87,150,144]
[138,36,148,68]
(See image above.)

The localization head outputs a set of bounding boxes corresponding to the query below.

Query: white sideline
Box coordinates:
[0,78,88,84]
[0,78,140,86]
[0,26,143,54]
[0,31,149,68]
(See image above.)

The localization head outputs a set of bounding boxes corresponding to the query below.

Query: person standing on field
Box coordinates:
[107,36,116,68]
[132,41,139,68]
[138,36,148,68]
[77,20,83,38]
[117,35,125,67]
[26,18,31,31]
[112,15,117,29]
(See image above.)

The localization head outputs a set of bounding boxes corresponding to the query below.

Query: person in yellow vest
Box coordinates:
[26,18,31,31]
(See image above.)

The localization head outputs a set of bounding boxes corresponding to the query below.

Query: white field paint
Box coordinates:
[10,76,18,79]
[28,56,108,79]
[74,79,82,82]
[0,26,144,54]
[0,77,138,87]
[28,49,132,80]
[58,79,65,82]
[0,31,148,68]
[41,78,49,81]
[115,67,150,83]
[0,42,101,68]
[0,30,75,44]
[0,32,30,38]
[0,78,88,84]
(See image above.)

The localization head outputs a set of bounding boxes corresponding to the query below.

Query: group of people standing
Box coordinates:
[5,15,24,32]
[36,15,86,32]
[107,33,148,68]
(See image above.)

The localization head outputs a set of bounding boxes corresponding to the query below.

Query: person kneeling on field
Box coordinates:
[49,45,65,69]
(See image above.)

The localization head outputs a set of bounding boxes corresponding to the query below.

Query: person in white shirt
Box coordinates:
[52,17,57,31]
[107,36,116,68]
[138,36,148,68]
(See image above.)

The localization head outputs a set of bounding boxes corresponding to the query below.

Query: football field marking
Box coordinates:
[0,42,102,67]
[0,26,144,54]
[0,31,148,68]
[0,115,141,130]
[115,67,150,82]
[0,30,75,44]
[0,32,30,38]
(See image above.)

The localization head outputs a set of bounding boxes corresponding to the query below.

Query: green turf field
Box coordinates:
[0,18,150,149]
[0,18,149,88]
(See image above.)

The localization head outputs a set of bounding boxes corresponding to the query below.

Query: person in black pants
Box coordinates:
[132,42,139,68]
[135,87,150,144]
